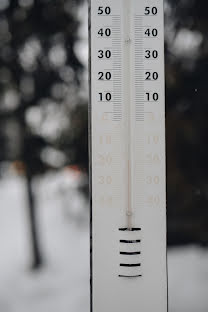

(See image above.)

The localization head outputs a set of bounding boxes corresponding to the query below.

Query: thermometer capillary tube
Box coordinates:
[123,0,133,230]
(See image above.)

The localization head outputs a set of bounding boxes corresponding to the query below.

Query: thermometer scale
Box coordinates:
[89,0,167,311]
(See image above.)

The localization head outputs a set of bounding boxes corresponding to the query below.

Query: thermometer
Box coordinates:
[89,0,167,311]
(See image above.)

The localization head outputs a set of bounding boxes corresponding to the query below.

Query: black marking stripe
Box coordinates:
[119,275,142,278]
[120,251,141,255]
[119,228,141,231]
[120,263,141,267]
[120,239,141,243]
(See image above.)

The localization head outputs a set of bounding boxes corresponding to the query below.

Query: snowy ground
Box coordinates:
[0,173,208,312]
[168,247,208,312]
[0,172,90,312]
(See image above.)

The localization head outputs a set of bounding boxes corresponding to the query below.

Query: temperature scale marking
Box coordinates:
[90,0,167,311]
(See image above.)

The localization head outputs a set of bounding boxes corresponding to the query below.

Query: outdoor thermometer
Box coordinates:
[89,0,167,311]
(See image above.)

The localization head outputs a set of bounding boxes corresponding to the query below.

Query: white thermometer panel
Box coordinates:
[90,0,167,311]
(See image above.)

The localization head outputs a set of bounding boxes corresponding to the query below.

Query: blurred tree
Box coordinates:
[166,0,208,245]
[0,0,87,269]
[2,0,208,269]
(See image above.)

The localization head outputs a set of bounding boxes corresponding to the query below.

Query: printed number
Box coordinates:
[144,7,158,15]
[145,72,158,80]
[97,154,112,166]
[99,92,112,101]
[98,6,111,15]
[96,195,112,205]
[98,50,111,59]
[146,92,159,101]
[147,135,159,144]
[98,28,111,37]
[98,176,112,184]
[101,112,109,121]
[145,28,158,37]
[146,195,160,205]
[98,72,112,80]
[146,176,160,184]
[145,50,158,59]
[99,135,112,144]
[146,153,161,164]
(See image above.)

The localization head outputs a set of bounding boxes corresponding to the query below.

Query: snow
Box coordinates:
[0,173,208,312]
[0,172,90,312]
[168,247,208,312]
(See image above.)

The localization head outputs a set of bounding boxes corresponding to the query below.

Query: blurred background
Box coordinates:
[0,0,207,311]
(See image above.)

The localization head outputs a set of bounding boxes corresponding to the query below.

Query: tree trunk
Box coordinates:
[25,171,43,270]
